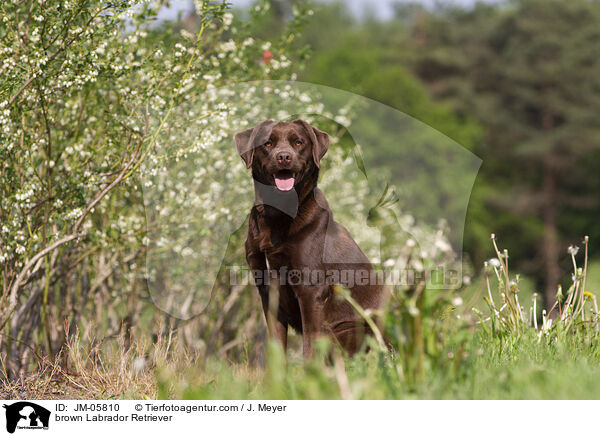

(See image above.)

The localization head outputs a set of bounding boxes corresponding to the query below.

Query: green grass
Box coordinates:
[10,326,598,400]
[154,330,600,400]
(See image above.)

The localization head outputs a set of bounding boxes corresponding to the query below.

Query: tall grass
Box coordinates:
[475,234,600,342]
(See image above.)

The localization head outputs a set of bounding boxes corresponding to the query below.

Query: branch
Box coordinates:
[73,140,142,233]
[8,5,110,105]
[0,232,85,331]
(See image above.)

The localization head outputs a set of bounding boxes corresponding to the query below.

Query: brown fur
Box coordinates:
[235,120,387,358]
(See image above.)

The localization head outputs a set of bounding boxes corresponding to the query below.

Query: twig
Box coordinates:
[0,233,85,331]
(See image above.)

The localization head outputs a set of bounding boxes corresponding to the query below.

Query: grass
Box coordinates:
[2,236,599,400]
[7,330,599,400]
[0,333,157,400]
[151,328,600,400]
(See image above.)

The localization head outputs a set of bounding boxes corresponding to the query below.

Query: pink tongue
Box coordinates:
[274,176,295,191]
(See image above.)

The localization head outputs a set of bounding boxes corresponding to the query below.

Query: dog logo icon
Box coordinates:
[2,402,50,433]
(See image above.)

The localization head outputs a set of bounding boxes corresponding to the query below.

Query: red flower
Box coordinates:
[262,49,273,64]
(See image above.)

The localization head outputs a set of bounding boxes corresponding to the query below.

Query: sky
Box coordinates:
[157,0,487,22]
[229,0,483,19]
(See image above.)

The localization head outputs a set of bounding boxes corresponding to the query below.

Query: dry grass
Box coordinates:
[0,328,205,400]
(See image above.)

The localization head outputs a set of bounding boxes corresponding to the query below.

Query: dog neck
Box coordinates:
[252,169,321,254]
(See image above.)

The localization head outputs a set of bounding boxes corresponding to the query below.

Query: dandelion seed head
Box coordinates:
[488,258,501,268]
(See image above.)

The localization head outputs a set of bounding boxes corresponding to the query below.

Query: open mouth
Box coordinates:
[273,170,296,191]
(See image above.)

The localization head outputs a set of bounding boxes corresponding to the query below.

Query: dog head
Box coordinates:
[235,119,329,192]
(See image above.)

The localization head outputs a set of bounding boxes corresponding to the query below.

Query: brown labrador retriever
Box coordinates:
[235,119,387,358]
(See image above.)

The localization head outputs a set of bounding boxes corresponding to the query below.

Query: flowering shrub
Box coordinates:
[0,0,315,374]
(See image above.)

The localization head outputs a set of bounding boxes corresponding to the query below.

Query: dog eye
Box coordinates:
[264,140,272,147]
[294,140,303,147]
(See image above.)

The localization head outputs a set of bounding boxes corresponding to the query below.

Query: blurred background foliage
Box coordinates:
[290,0,600,306]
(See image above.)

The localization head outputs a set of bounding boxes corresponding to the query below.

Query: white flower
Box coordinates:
[299,93,311,103]
[434,238,451,253]
[451,297,463,306]
[488,258,501,268]
[194,0,204,14]
[222,12,233,27]
[220,40,236,52]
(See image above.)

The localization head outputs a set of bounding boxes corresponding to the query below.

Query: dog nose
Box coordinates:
[276,152,292,165]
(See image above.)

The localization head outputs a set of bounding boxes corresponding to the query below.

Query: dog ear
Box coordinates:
[293,119,330,168]
[235,120,274,168]
[234,128,254,168]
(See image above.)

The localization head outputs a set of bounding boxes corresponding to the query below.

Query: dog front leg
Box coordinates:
[258,284,288,351]
[296,285,329,360]
[247,251,288,350]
